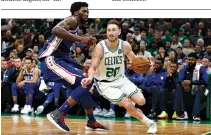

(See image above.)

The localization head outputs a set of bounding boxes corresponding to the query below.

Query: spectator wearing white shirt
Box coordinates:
[137,41,152,58]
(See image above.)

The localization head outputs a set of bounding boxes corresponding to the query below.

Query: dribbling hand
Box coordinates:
[81,77,93,88]
[80,36,94,45]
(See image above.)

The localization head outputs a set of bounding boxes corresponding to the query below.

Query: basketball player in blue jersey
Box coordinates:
[38,1,107,133]
[11,57,40,114]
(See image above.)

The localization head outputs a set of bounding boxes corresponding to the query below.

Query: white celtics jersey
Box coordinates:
[94,39,125,81]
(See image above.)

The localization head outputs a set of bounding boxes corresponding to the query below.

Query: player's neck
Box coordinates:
[106,39,118,49]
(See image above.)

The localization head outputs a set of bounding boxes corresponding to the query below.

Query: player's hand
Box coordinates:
[182,80,191,92]
[17,81,25,88]
[81,77,93,88]
[80,36,94,45]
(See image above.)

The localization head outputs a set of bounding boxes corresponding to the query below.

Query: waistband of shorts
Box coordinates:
[94,75,124,83]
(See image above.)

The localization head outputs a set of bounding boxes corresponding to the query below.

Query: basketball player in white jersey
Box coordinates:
[81,19,157,134]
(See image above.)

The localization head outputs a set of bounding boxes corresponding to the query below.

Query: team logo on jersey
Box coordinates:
[118,49,122,54]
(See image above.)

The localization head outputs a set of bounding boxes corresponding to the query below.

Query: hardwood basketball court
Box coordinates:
[1,113,211,135]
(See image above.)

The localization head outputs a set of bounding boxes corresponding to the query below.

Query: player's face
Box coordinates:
[107,24,121,42]
[78,7,89,24]
[24,60,32,69]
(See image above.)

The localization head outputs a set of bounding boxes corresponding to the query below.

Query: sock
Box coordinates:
[43,102,48,108]
[55,101,59,108]
[59,101,72,114]
[14,100,18,105]
[141,114,151,126]
[110,103,115,111]
[87,114,96,122]
[28,96,33,106]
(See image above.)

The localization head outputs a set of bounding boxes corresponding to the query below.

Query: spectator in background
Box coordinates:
[146,28,155,47]
[139,21,148,32]
[204,28,211,47]
[204,45,211,60]
[137,41,152,58]
[165,40,172,55]
[195,44,205,58]
[22,19,36,35]
[171,35,182,50]
[74,46,85,65]
[197,38,205,51]
[198,22,206,37]
[140,58,167,118]
[183,39,194,56]
[176,46,186,60]
[154,19,167,34]
[148,41,158,57]
[121,22,133,41]
[184,22,193,37]
[189,28,202,46]
[157,61,178,119]
[12,49,18,56]
[178,28,188,44]
[163,56,171,70]
[161,29,172,45]
[11,20,21,36]
[17,44,25,59]
[174,52,209,121]
[25,48,34,58]
[2,57,22,112]
[154,32,163,48]
[132,26,141,42]
[158,46,166,60]
[202,57,211,75]
[1,30,15,55]
[126,33,133,44]
[169,50,178,63]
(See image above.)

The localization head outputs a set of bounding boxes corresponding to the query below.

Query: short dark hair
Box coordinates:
[203,56,211,62]
[70,2,88,15]
[24,57,33,62]
[107,19,121,29]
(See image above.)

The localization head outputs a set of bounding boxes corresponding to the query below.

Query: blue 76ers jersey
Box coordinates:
[39,23,80,59]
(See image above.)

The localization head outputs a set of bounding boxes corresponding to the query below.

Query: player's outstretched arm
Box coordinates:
[81,44,103,88]
[52,17,91,45]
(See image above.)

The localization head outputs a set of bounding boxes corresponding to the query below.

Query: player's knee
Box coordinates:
[120,98,134,110]
[136,98,146,106]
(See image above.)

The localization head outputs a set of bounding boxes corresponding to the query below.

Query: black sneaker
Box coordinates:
[147,110,156,118]
[46,109,70,132]
[193,115,201,121]
[4,104,12,113]
[85,120,108,131]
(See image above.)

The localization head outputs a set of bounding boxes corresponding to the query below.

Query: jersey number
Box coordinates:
[106,67,120,77]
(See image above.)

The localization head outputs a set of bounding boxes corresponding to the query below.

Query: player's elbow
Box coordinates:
[51,26,60,35]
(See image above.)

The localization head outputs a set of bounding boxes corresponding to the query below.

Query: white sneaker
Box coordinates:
[93,108,102,116]
[21,105,28,114]
[11,104,19,113]
[98,109,108,117]
[124,112,131,118]
[104,109,115,118]
[35,105,44,115]
[27,105,33,113]
[21,105,33,114]
[147,121,157,134]
[39,80,48,93]
[177,111,188,120]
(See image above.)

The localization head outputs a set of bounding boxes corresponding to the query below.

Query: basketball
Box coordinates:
[131,56,151,74]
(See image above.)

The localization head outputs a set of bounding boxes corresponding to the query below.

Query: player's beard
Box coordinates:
[108,36,118,42]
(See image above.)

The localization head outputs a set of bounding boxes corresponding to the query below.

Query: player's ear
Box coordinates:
[74,11,79,16]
